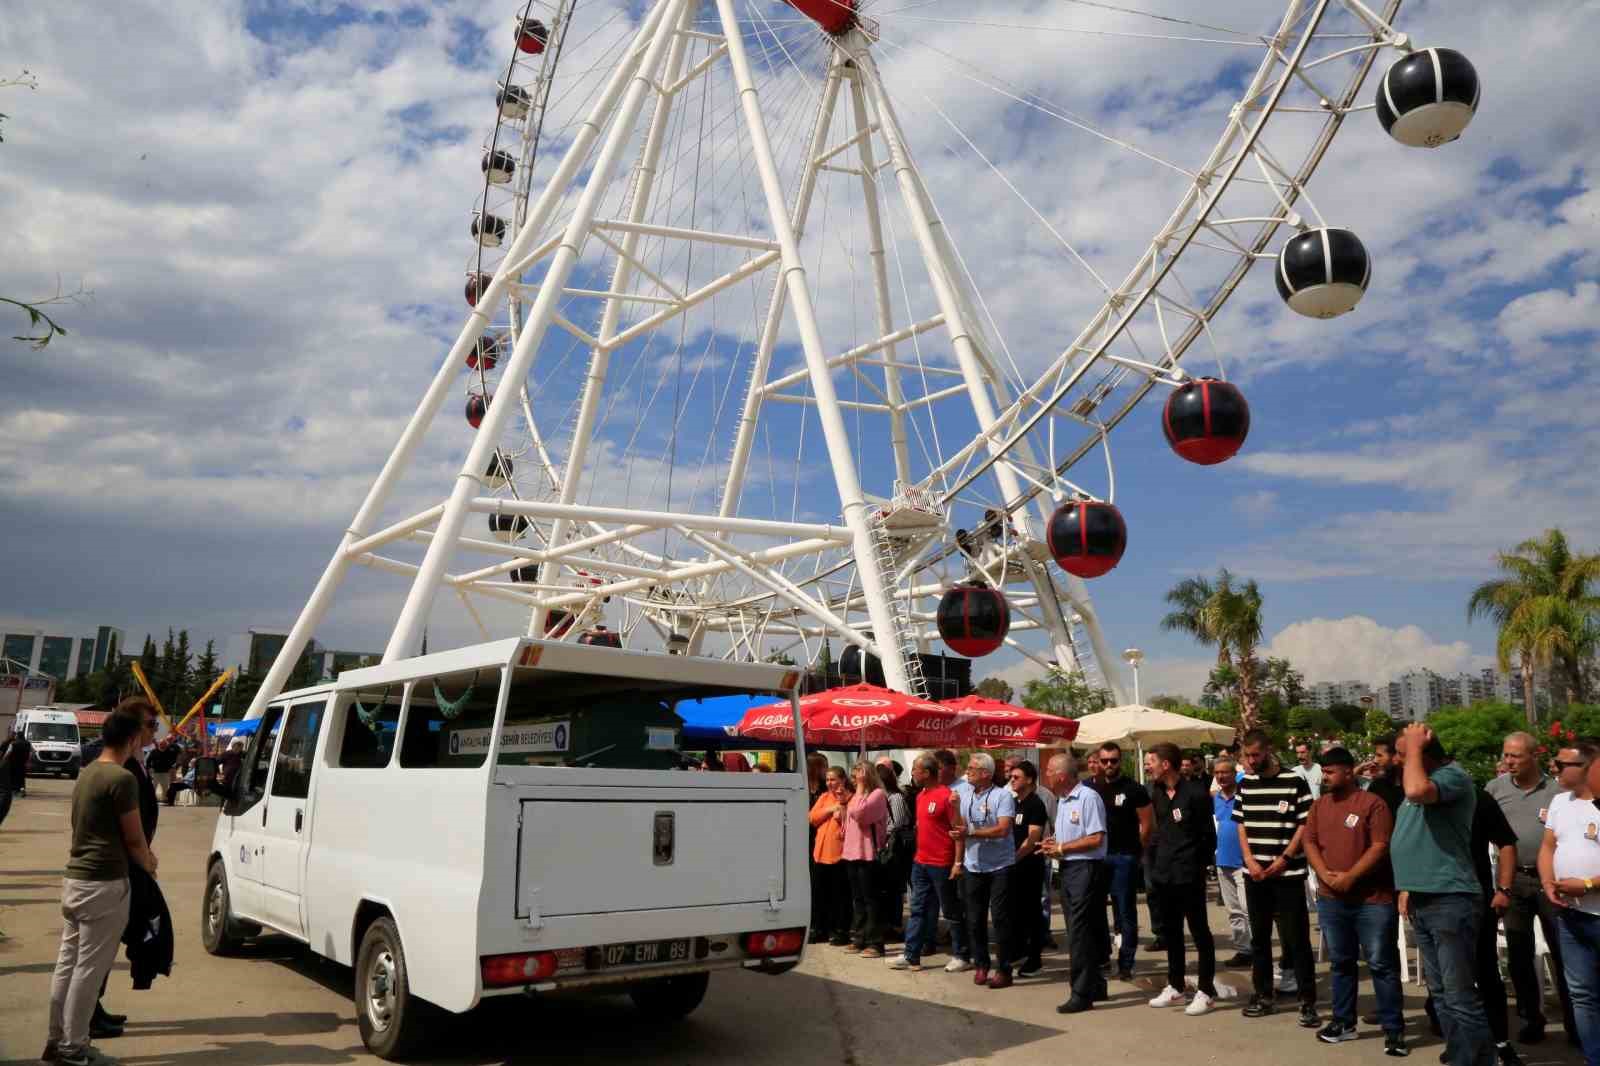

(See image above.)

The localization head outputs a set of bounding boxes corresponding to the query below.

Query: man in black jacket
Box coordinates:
[92,709,162,1038]
[1145,741,1220,1016]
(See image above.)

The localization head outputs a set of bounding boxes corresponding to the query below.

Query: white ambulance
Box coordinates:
[15,707,84,778]
[200,637,809,1059]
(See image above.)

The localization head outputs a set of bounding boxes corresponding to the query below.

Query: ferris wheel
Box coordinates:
[251,0,1481,713]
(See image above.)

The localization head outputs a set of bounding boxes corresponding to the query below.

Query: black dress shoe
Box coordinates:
[1145,939,1167,953]
[1115,968,1134,982]
[1056,997,1093,1014]
[94,1006,128,1026]
[1224,951,1253,967]
[1516,1022,1544,1045]
[89,1018,124,1040]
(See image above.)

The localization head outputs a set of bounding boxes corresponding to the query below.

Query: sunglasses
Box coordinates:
[1554,760,1586,770]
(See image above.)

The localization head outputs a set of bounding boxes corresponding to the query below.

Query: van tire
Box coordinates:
[628,971,710,1021]
[202,862,245,956]
[356,917,432,1060]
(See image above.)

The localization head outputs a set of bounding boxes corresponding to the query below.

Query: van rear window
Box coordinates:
[495,672,784,771]
[398,669,500,768]
[339,688,401,769]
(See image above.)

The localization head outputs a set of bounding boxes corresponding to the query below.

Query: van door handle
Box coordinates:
[294,809,303,833]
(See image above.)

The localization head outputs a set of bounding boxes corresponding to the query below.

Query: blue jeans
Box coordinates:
[1104,852,1139,971]
[1317,897,1403,1031]
[1410,892,1493,1066]
[907,863,966,964]
[1556,908,1600,1066]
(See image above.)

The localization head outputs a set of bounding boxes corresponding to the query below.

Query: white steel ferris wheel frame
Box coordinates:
[246,0,1414,718]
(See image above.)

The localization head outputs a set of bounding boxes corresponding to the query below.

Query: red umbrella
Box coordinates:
[939,694,1080,748]
[734,684,972,749]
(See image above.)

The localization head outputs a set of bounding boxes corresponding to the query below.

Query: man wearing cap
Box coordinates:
[1302,746,1404,1055]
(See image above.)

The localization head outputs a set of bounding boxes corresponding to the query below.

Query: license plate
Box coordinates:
[586,938,693,969]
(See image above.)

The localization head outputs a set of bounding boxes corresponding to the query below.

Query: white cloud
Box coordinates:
[1496,281,1600,350]
[1265,615,1491,686]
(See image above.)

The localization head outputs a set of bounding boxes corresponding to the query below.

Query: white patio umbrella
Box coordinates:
[1070,704,1236,783]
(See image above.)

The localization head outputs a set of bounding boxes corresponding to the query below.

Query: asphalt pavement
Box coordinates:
[1,776,1585,1065]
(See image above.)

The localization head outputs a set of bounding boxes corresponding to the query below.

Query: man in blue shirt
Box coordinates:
[1044,752,1108,1014]
[956,752,1017,989]
[1393,722,1493,1066]
[1212,755,1253,967]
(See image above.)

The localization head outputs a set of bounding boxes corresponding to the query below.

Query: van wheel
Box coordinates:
[356,917,432,1060]
[201,863,245,956]
[628,972,710,1021]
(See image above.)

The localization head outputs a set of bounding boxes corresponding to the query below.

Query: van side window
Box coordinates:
[269,702,323,799]
[338,688,401,769]
[398,669,500,769]
[223,707,283,817]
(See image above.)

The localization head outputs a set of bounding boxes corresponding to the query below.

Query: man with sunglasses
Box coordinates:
[1540,742,1600,1066]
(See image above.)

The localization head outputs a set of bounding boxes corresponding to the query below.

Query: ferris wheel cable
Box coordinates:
[929,0,1391,527]
[1051,0,1265,40]
[864,30,1115,335]
[869,28,1197,181]
[870,13,1266,47]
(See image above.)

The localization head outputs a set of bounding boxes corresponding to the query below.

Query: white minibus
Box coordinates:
[200,637,809,1059]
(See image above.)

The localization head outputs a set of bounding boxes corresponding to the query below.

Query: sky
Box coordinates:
[2,0,1596,701]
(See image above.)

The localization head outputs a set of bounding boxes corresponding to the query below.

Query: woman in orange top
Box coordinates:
[808,765,852,945]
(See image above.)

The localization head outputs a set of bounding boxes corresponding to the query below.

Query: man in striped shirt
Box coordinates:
[1233,728,1319,1026]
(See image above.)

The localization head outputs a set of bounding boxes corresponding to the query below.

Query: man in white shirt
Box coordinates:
[1290,742,1323,800]
[1539,742,1600,1065]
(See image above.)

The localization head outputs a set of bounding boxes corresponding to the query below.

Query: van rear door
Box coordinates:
[515,791,787,918]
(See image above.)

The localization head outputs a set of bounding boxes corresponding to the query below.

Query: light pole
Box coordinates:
[1122,648,1144,706]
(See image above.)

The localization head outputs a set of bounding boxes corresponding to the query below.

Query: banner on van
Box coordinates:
[449,720,570,756]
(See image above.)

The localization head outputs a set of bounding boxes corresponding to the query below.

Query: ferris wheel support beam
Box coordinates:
[716,53,847,525]
[533,1,695,637]
[710,0,910,693]
[243,0,681,714]
[844,64,913,491]
[849,38,1099,694]
[382,0,690,663]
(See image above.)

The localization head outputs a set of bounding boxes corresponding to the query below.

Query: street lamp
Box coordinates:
[1122,647,1145,706]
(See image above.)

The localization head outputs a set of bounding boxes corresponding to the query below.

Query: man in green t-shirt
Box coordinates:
[44,701,160,1066]
[1392,721,1492,1066]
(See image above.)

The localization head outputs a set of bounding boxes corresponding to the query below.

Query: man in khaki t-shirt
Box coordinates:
[44,702,159,1066]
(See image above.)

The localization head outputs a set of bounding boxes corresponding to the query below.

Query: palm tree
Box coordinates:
[1162,568,1267,731]
[1498,599,1596,708]
[1262,657,1306,706]
[1468,529,1600,721]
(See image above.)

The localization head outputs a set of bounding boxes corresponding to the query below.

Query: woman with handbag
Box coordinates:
[843,760,890,957]
[807,765,853,945]
[876,762,913,942]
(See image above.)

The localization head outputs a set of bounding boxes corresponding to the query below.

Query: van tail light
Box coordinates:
[741,928,806,957]
[481,951,558,987]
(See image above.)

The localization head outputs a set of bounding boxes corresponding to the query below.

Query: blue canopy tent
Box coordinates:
[207,717,262,739]
[674,694,785,751]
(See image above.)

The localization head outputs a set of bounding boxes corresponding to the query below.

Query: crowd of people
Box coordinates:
[805,724,1600,1066]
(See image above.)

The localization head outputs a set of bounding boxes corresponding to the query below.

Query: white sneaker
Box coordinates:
[1185,990,1215,1016]
[944,958,972,973]
[887,955,912,970]
[1149,985,1188,1008]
